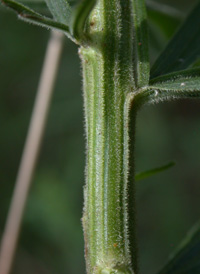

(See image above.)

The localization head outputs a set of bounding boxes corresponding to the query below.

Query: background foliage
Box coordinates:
[0,0,200,273]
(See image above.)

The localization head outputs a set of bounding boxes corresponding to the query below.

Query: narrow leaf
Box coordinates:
[132,0,150,87]
[145,68,200,104]
[157,221,200,274]
[19,0,46,7]
[18,0,50,14]
[148,22,166,65]
[147,1,182,40]
[135,161,175,182]
[151,2,200,78]
[0,0,72,37]
[70,0,97,41]
[146,0,183,19]
[45,0,71,25]
[150,68,200,92]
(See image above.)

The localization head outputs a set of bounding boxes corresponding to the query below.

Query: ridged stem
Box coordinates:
[80,1,138,273]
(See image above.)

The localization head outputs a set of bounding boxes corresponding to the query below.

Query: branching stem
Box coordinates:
[81,1,139,273]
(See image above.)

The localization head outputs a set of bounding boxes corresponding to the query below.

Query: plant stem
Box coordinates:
[81,1,138,273]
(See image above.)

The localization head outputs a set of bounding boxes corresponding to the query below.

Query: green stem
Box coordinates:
[80,1,138,273]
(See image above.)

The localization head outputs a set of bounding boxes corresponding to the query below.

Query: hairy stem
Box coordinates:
[80,1,138,273]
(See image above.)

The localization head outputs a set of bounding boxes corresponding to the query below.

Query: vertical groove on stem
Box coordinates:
[81,0,137,273]
[0,30,64,274]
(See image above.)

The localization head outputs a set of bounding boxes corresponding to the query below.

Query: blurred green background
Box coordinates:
[0,0,200,273]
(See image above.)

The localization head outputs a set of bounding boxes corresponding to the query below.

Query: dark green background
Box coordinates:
[0,0,200,273]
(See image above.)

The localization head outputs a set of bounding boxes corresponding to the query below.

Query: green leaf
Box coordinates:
[146,0,183,20]
[45,0,71,25]
[1,0,46,10]
[18,0,49,14]
[151,67,200,91]
[135,161,175,182]
[19,0,46,7]
[147,1,183,40]
[0,0,72,37]
[132,0,150,87]
[147,20,168,65]
[144,68,200,104]
[157,221,200,274]
[70,0,97,41]
[147,3,182,66]
[151,2,200,78]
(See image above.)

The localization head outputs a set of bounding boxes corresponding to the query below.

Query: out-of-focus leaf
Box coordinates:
[157,221,200,274]
[0,0,71,36]
[148,20,167,65]
[146,0,183,19]
[132,0,150,87]
[45,0,71,25]
[135,161,175,182]
[151,2,200,78]
[147,5,182,40]
[147,1,183,65]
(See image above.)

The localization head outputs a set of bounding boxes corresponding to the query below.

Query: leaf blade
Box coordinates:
[157,221,200,274]
[147,1,182,41]
[151,2,200,78]
[18,0,50,14]
[135,161,175,182]
[146,0,183,20]
[151,67,200,91]
[0,0,72,37]
[45,0,71,25]
[144,68,200,104]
